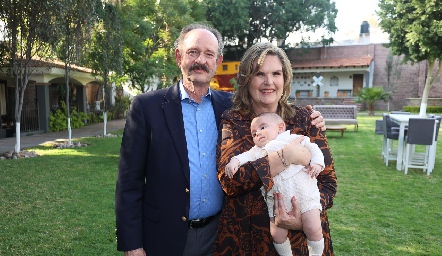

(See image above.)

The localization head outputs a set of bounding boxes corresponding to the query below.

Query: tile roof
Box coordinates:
[32,57,94,73]
[292,56,373,69]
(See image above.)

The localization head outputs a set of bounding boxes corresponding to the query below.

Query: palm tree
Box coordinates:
[356,87,390,116]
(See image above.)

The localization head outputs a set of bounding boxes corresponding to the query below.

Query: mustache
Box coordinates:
[189,63,210,73]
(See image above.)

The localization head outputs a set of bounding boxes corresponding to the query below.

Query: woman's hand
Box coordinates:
[306,105,326,131]
[273,192,303,230]
[124,248,146,256]
[282,138,311,167]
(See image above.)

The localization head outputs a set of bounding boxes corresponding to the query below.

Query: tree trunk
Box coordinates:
[65,63,72,145]
[420,61,434,117]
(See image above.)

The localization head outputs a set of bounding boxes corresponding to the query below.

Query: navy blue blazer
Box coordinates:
[115,82,232,255]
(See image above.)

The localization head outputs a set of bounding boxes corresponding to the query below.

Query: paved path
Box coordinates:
[0,119,126,154]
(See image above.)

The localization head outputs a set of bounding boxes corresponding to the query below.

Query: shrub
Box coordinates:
[108,95,131,119]
[402,106,442,113]
[49,101,89,132]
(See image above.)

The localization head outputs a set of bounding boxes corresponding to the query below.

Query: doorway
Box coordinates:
[353,74,363,95]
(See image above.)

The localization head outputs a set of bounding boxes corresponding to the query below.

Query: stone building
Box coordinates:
[0,60,105,138]
[288,22,442,111]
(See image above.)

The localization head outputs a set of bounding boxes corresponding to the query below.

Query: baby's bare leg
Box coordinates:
[270,217,288,243]
[270,218,292,255]
[301,209,322,241]
[301,209,324,255]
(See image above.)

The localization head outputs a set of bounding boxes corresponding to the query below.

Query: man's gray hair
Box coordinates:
[174,23,224,57]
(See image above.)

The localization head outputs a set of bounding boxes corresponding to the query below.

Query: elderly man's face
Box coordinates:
[176,29,223,87]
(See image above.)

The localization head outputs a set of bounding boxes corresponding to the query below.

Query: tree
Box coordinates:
[356,87,390,116]
[54,0,100,145]
[378,0,442,116]
[204,0,337,50]
[86,2,123,135]
[0,0,58,153]
[120,0,197,93]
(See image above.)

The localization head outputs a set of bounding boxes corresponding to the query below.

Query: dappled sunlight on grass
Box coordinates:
[32,138,121,158]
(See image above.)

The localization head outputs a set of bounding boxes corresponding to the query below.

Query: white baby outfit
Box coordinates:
[233,130,324,216]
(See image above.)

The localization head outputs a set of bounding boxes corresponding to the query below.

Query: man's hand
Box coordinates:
[306,105,326,131]
[273,192,302,230]
[282,137,311,167]
[124,248,146,256]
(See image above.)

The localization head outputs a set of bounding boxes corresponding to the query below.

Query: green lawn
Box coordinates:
[0,115,441,255]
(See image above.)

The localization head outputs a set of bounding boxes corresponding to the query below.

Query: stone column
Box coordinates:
[76,85,87,113]
[36,83,50,132]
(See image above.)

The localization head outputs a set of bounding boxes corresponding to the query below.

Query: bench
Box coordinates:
[326,126,347,137]
[313,105,359,131]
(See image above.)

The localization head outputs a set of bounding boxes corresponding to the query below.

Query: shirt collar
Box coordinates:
[179,79,212,101]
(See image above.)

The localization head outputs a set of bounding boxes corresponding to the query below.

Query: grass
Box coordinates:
[326,114,442,255]
[0,115,441,255]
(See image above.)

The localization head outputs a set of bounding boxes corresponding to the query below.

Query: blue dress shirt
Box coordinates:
[179,81,224,220]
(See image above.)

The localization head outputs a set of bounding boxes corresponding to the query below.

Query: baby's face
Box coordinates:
[250,115,281,147]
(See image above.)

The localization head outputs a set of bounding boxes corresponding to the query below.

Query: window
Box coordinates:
[222,64,228,71]
[330,76,339,86]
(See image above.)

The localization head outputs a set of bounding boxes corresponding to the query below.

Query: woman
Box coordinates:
[214,42,337,255]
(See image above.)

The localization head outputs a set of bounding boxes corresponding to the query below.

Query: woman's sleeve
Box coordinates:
[217,116,274,197]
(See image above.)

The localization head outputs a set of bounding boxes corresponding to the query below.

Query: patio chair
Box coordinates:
[375,120,383,135]
[403,118,437,175]
[431,116,441,141]
[382,113,400,166]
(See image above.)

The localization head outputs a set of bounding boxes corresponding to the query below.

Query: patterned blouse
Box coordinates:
[214,106,338,256]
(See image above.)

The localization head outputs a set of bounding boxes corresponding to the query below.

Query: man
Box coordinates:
[115,23,325,256]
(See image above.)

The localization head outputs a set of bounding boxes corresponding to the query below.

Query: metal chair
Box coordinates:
[375,120,384,159]
[431,115,441,141]
[403,118,437,175]
[428,115,441,172]
[382,113,400,166]
[375,120,383,135]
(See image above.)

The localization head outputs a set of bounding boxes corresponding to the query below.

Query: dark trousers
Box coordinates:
[183,214,220,256]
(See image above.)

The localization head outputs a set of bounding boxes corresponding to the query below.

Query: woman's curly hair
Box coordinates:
[231,42,294,119]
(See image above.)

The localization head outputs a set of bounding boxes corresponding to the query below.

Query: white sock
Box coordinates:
[273,238,292,256]
[307,238,324,256]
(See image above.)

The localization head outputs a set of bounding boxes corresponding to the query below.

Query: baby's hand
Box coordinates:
[225,158,240,178]
[307,164,323,178]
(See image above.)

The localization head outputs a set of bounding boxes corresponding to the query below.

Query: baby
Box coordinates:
[225,112,325,256]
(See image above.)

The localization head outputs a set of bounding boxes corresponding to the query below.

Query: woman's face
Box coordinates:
[248,55,284,114]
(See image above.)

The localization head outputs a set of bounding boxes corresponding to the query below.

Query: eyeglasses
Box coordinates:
[185,49,216,60]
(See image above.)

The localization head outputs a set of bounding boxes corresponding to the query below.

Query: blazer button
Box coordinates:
[182,216,187,221]
[185,188,190,193]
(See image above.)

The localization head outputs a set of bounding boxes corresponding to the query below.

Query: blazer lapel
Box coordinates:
[162,83,190,181]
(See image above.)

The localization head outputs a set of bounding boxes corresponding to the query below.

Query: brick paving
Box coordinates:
[0,119,126,154]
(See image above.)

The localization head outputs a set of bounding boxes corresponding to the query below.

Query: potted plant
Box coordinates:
[324,91,329,97]
[295,90,301,98]
[308,90,313,97]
